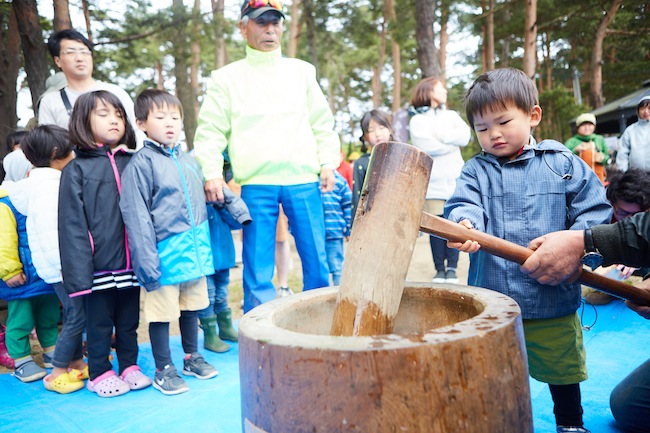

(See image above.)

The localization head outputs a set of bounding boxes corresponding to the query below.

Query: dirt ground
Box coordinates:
[0,233,468,374]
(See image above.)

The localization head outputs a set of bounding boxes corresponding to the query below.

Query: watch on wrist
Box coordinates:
[581,228,604,270]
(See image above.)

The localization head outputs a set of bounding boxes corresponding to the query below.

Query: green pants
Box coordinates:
[6,294,60,359]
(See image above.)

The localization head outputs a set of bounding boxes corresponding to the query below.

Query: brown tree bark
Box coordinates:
[414,0,440,78]
[302,0,318,72]
[13,0,49,113]
[0,7,21,165]
[53,0,72,31]
[371,19,387,108]
[589,0,623,108]
[82,0,92,42]
[438,0,448,75]
[190,0,201,118]
[211,0,226,69]
[485,0,495,71]
[286,0,301,58]
[171,0,196,149]
[522,0,537,78]
[391,40,402,113]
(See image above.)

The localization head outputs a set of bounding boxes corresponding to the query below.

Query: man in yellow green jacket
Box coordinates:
[194,0,340,312]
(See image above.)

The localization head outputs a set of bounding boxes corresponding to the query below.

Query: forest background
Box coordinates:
[1,0,649,165]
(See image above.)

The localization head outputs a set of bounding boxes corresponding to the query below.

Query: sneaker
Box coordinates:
[556,426,590,433]
[277,286,293,298]
[445,269,459,284]
[432,271,446,283]
[14,360,46,383]
[182,352,219,380]
[42,353,54,369]
[583,287,614,305]
[153,364,189,396]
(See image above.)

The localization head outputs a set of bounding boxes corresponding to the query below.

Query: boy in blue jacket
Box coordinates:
[445,68,612,433]
[120,89,217,396]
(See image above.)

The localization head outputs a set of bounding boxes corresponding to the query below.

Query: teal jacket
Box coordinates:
[120,141,214,292]
[193,46,340,185]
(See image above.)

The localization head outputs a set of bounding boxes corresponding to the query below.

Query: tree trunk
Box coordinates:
[53,0,72,31]
[522,0,537,78]
[302,0,318,72]
[0,7,21,168]
[81,0,92,42]
[485,0,494,71]
[13,0,49,113]
[438,0,448,76]
[156,60,164,90]
[286,0,301,58]
[211,0,226,69]
[501,1,511,68]
[392,40,401,113]
[414,0,440,78]
[190,0,201,118]
[589,0,623,108]
[371,18,388,108]
[171,0,196,150]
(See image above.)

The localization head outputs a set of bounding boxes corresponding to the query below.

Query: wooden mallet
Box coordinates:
[331,141,650,337]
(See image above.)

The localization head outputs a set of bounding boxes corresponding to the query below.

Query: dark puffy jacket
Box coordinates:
[58,146,136,295]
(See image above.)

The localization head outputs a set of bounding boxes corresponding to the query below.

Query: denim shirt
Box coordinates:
[445,138,612,319]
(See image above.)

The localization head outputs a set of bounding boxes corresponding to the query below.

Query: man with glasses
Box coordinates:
[38,29,139,141]
[194,0,340,312]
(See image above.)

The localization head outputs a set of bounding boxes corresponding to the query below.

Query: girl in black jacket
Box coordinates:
[57,91,150,397]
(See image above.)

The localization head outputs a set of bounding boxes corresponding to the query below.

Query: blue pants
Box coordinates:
[198,268,230,318]
[326,238,344,286]
[429,234,459,272]
[610,357,650,432]
[51,282,86,369]
[241,183,329,312]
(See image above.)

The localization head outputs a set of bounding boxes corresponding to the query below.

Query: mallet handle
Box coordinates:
[419,212,650,306]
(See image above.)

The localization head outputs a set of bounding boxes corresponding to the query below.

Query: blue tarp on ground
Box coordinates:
[1,299,648,433]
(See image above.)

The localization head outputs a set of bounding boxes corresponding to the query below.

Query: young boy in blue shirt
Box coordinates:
[120,89,217,396]
[445,68,612,433]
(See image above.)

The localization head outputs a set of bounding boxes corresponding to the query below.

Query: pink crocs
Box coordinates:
[86,370,130,398]
[120,365,152,390]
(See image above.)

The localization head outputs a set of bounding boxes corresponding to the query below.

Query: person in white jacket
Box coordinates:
[616,95,650,172]
[9,126,87,390]
[409,77,471,283]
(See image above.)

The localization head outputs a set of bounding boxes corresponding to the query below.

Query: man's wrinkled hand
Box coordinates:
[520,230,584,286]
[204,178,226,204]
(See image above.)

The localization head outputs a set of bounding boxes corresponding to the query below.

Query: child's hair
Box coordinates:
[359,109,394,152]
[410,77,443,109]
[464,68,539,129]
[5,129,28,153]
[69,90,136,150]
[134,89,184,122]
[47,29,93,58]
[606,168,650,211]
[21,125,72,168]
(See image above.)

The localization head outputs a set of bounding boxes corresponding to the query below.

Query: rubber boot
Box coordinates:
[199,316,230,353]
[217,308,238,342]
[0,324,15,369]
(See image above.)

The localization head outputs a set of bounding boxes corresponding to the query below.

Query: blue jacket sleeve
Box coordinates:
[119,157,162,292]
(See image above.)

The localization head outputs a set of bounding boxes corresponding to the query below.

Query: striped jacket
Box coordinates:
[322,171,352,240]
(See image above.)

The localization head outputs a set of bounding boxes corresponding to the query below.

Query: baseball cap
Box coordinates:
[241,0,285,19]
[576,113,596,127]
